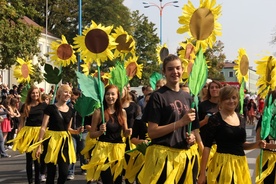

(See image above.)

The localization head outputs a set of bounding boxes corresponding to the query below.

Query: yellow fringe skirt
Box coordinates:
[27,130,76,164]
[207,152,251,184]
[80,132,97,159]
[255,150,276,184]
[138,144,199,184]
[81,141,126,182]
[124,150,145,183]
[7,126,40,154]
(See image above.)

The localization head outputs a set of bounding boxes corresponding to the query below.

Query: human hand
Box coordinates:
[258,140,266,149]
[77,126,84,134]
[99,123,106,133]
[181,108,196,126]
[186,132,195,145]
[125,128,132,137]
[36,146,42,159]
[197,173,207,184]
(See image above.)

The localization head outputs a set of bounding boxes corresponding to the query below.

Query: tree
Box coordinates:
[0,0,42,70]
[204,40,225,81]
[130,11,160,86]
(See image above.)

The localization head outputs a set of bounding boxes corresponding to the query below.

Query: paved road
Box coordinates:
[0,124,259,184]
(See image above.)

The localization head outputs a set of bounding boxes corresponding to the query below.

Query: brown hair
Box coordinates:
[219,85,239,103]
[22,86,42,117]
[103,85,124,126]
[162,54,181,73]
[206,80,222,100]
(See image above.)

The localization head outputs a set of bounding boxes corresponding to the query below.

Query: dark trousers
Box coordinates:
[26,152,40,184]
[100,167,122,184]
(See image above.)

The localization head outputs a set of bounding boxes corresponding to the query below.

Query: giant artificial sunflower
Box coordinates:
[74,21,117,66]
[255,56,276,98]
[177,0,222,52]
[156,44,169,65]
[91,71,111,86]
[81,62,91,76]
[49,35,77,67]
[14,58,34,84]
[112,26,135,60]
[233,48,249,83]
[178,41,196,80]
[124,55,143,80]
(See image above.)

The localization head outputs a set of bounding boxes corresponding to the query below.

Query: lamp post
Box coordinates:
[143,0,179,45]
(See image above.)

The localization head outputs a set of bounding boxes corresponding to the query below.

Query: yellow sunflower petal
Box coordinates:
[233,48,249,83]
[14,58,34,84]
[124,56,143,80]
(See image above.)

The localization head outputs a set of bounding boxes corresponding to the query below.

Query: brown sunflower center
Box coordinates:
[126,62,137,78]
[190,7,214,40]
[240,55,249,76]
[57,44,73,60]
[266,56,274,83]
[160,47,169,62]
[21,63,29,78]
[85,29,109,54]
[116,34,133,52]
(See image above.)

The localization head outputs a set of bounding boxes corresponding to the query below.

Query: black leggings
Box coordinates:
[26,152,40,184]
[100,167,122,184]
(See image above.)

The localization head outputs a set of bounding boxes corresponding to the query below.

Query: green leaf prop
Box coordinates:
[74,94,100,118]
[239,79,245,114]
[149,72,163,90]
[188,48,208,99]
[76,71,105,103]
[44,63,62,84]
[108,61,129,94]
[20,85,31,103]
[259,94,272,178]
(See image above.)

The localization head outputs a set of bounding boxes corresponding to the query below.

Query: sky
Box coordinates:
[123,0,276,69]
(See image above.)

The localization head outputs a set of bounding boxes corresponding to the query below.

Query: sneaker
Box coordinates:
[1,154,11,158]
[7,145,12,149]
[67,175,74,180]
[40,174,46,182]
[81,171,87,175]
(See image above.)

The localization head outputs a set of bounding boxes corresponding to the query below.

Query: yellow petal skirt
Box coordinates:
[255,150,276,184]
[138,144,199,184]
[27,130,76,164]
[8,126,40,154]
[81,141,126,182]
[124,150,145,183]
[80,132,97,159]
[207,152,251,184]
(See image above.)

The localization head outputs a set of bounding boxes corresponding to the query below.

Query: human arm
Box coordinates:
[197,147,210,184]
[35,114,49,158]
[148,108,196,139]
[122,109,132,137]
[89,109,105,138]
[18,115,26,132]
[68,118,84,134]
[194,129,204,154]
[243,140,266,150]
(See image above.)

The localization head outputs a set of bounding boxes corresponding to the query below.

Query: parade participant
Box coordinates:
[198,86,266,184]
[198,80,222,144]
[247,98,257,125]
[9,86,47,183]
[82,84,132,184]
[138,54,199,184]
[0,107,11,158]
[30,84,83,184]
[255,89,276,184]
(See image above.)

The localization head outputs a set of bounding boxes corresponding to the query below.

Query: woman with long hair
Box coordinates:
[9,86,47,184]
[29,84,83,184]
[82,84,132,184]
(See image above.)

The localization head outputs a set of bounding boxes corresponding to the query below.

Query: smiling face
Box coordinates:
[31,88,40,102]
[105,87,119,106]
[163,55,183,86]
[209,82,220,98]
[219,86,239,112]
[56,85,72,103]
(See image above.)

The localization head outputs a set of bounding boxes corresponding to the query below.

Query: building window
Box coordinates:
[229,71,234,77]
[220,71,224,76]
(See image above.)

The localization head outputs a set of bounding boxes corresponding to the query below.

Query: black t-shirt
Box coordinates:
[20,102,48,126]
[204,112,246,156]
[124,101,139,129]
[198,100,219,144]
[131,118,148,140]
[44,104,73,131]
[143,85,199,149]
[98,113,123,143]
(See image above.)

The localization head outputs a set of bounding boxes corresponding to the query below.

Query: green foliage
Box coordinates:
[204,40,226,81]
[0,1,41,69]
[74,94,100,118]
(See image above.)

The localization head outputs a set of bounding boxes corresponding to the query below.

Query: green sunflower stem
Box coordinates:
[51,66,63,104]
[239,78,245,114]
[188,101,195,135]
[98,65,106,135]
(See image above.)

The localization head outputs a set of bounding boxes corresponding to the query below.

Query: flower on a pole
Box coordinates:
[14,58,34,84]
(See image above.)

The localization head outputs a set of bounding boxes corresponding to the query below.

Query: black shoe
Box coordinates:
[1,154,11,158]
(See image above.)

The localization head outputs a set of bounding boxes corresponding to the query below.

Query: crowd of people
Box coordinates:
[0,54,274,184]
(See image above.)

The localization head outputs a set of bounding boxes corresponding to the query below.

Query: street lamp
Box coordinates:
[143,0,179,45]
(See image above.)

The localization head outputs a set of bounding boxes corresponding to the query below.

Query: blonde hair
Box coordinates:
[56,84,72,101]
